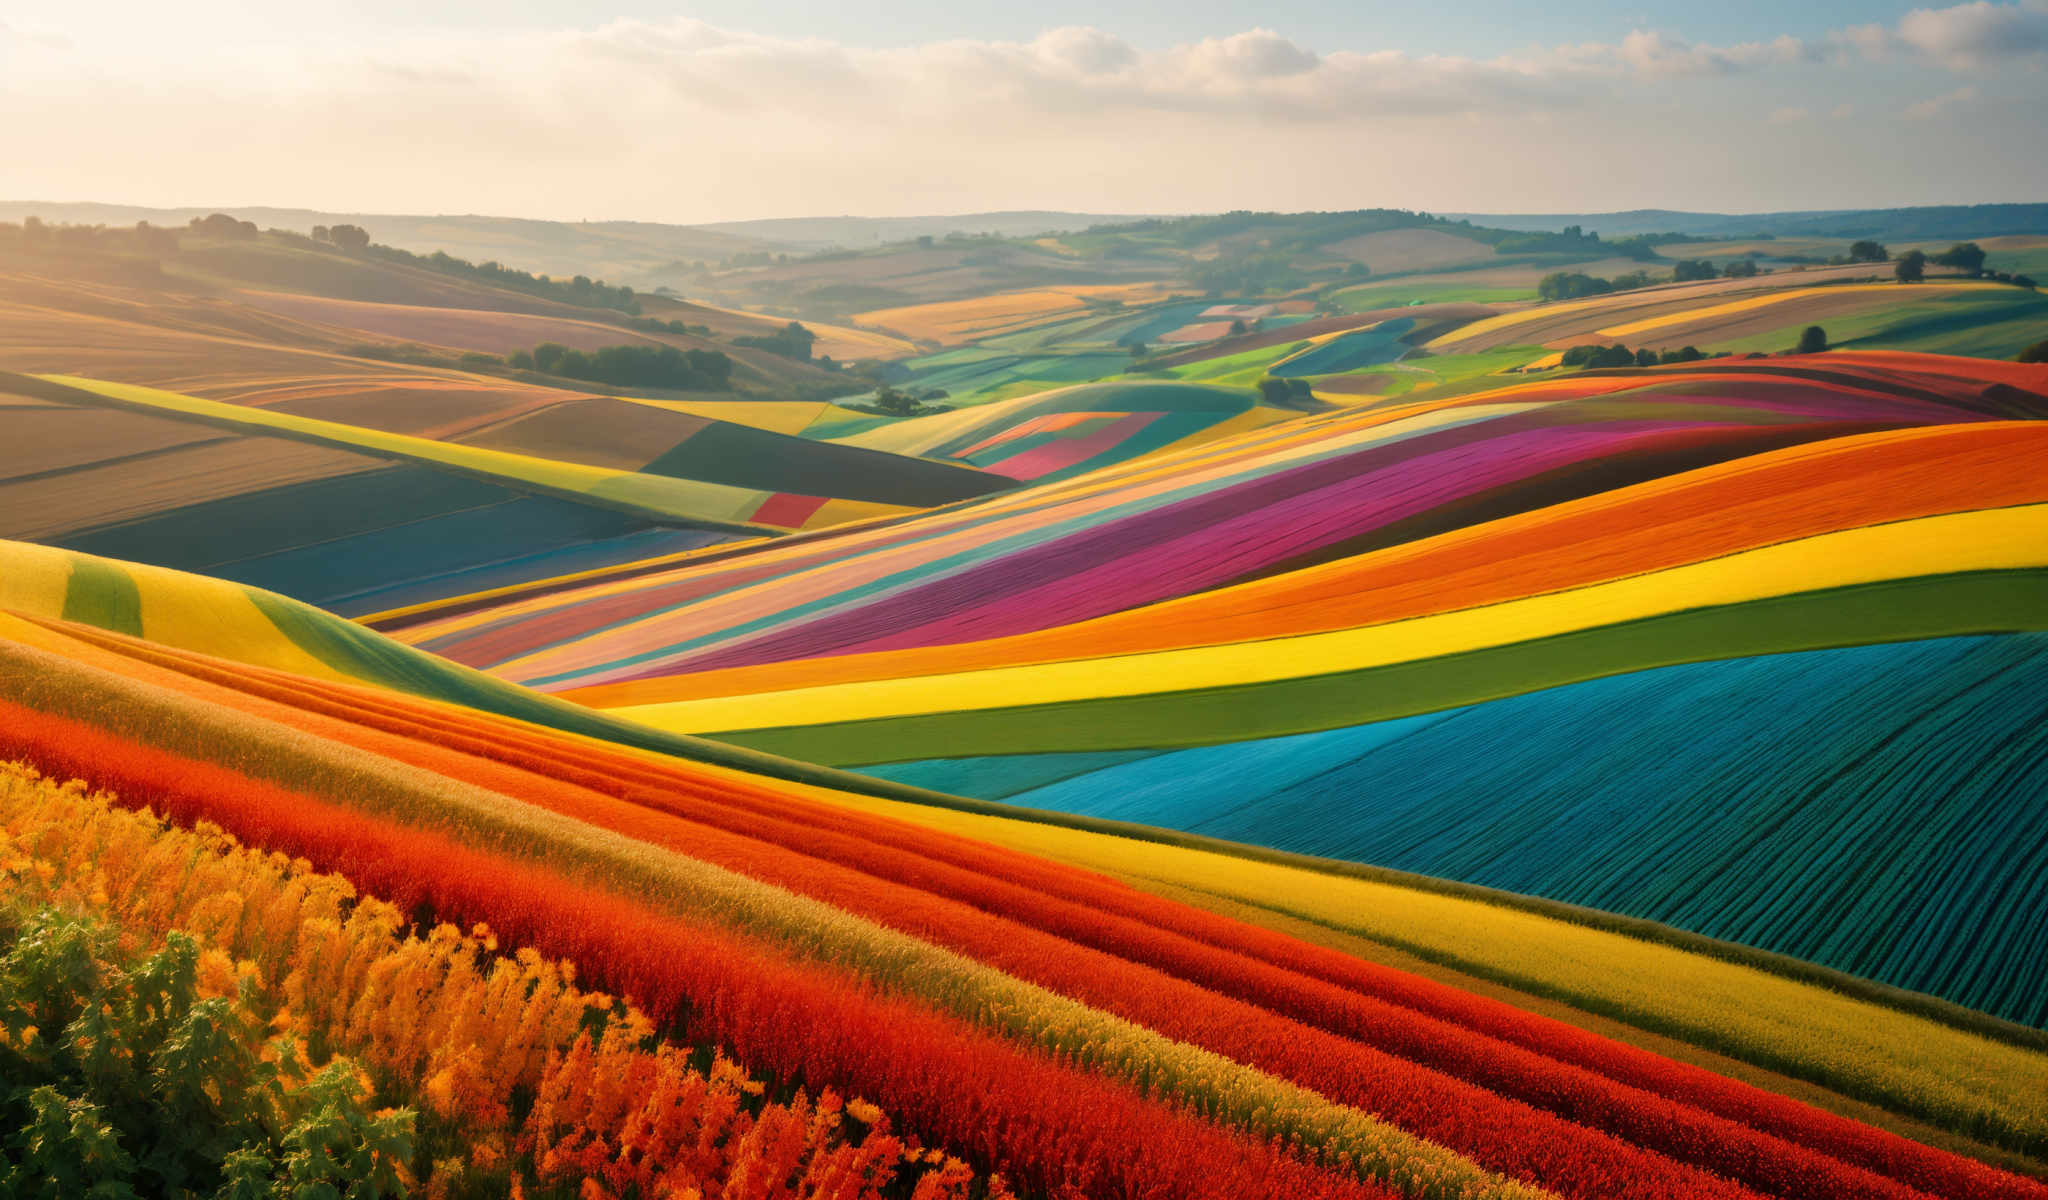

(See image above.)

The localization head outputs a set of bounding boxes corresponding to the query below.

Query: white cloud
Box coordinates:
[1614,30,1813,77]
[1897,1,2048,68]
[1905,84,1982,117]
[1033,26,1139,76]
[1,15,2042,222]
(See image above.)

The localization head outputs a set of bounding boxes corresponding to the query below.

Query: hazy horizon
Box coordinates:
[3,2,2045,224]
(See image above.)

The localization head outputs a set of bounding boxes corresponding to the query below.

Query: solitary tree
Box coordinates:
[1895,251,1927,283]
[1796,325,1829,354]
[1848,240,1889,264]
[326,224,371,252]
[2018,338,2048,364]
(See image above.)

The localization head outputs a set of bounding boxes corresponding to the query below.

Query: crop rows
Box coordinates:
[0,697,1410,1200]
[0,761,994,1199]
[8,624,2048,1199]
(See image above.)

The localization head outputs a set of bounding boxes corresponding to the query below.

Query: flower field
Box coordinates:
[3,286,2047,1199]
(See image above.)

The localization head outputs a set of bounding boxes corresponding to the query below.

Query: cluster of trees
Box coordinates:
[733,320,818,361]
[187,212,259,239]
[0,216,181,257]
[1561,343,1711,369]
[1538,272,1619,301]
[1191,252,1308,296]
[626,315,714,337]
[1889,244,2033,287]
[849,384,952,418]
[346,338,738,391]
[309,223,369,252]
[360,241,643,313]
[1558,326,1829,369]
[1539,256,1768,301]
[505,342,733,390]
[1256,376,1318,407]
[1497,225,1671,262]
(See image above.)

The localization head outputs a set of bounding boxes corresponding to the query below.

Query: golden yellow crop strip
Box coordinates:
[0,542,347,683]
[487,398,1555,682]
[614,503,2048,732]
[1593,285,1906,339]
[0,639,1547,1200]
[39,374,786,529]
[807,786,2048,1151]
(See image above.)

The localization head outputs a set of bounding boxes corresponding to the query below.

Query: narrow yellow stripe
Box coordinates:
[611,504,2048,732]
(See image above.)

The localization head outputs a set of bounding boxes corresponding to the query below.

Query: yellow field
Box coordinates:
[806,785,2048,1152]
[40,374,794,529]
[675,299,919,360]
[605,503,2048,733]
[1592,283,1997,340]
[856,284,1173,345]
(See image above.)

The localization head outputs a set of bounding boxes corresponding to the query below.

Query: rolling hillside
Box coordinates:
[8,532,2048,1198]
[6,201,2048,1200]
[371,353,2048,1035]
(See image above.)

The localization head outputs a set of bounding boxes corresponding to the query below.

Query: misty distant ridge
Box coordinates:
[692,212,1172,250]
[3,200,2041,292]
[9,200,2046,252]
[1441,204,2048,240]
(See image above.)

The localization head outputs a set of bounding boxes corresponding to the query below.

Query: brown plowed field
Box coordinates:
[0,436,383,540]
[456,397,712,470]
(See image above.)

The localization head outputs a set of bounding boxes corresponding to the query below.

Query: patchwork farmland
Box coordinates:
[3,201,2046,1200]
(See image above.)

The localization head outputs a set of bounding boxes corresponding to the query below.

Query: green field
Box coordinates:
[1701,286,2048,358]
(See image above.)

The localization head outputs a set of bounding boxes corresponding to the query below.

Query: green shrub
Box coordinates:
[0,909,415,1199]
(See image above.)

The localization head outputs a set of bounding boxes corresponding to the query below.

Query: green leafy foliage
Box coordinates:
[1935,242,1987,275]
[505,341,734,390]
[732,320,818,361]
[0,910,415,1200]
[361,243,640,313]
[1537,272,1615,301]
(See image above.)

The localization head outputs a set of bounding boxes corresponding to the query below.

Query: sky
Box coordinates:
[1,1,2043,223]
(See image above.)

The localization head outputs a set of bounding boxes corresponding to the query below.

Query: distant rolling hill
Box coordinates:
[690,211,1169,251]
[1446,203,2048,241]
